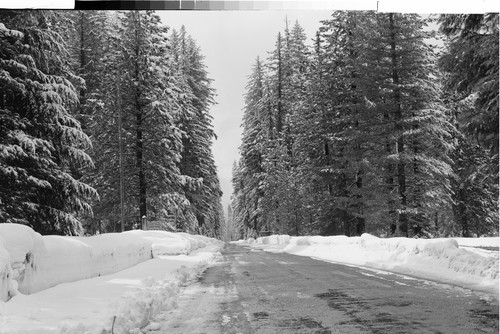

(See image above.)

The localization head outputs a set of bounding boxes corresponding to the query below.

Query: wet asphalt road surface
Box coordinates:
[157,244,499,333]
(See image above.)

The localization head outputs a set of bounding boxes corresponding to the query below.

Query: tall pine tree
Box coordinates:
[0,11,97,235]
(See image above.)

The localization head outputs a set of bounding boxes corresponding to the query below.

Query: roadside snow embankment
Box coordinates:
[0,224,224,334]
[0,223,220,301]
[242,234,499,294]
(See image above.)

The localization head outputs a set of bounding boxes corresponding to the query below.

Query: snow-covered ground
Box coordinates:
[1,224,497,333]
[235,234,499,296]
[0,224,224,333]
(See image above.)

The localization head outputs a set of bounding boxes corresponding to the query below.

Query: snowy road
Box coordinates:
[156,244,498,333]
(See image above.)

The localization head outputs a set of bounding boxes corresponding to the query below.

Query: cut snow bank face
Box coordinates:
[241,233,499,295]
[0,237,15,301]
[0,224,219,301]
[29,233,152,294]
[0,224,46,299]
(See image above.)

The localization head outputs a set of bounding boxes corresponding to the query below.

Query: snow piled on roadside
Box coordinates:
[125,230,211,257]
[1,249,222,334]
[450,237,499,248]
[237,234,499,295]
[0,224,224,333]
[0,224,219,301]
[109,262,206,334]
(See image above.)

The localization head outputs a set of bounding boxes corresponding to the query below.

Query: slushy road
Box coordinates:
[156,244,498,333]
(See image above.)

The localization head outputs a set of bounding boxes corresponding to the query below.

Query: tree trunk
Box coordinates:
[134,12,147,225]
[136,101,147,224]
[389,13,408,237]
[117,71,125,232]
[276,33,283,134]
[79,13,86,105]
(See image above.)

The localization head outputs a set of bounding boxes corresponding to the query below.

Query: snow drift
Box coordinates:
[0,223,219,301]
[238,233,499,294]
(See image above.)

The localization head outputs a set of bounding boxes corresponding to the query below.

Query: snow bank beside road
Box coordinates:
[0,223,220,301]
[0,244,223,334]
[450,237,499,249]
[238,234,499,294]
[32,233,152,295]
[126,230,210,256]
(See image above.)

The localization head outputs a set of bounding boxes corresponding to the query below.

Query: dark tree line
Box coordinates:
[0,10,223,236]
[232,12,498,238]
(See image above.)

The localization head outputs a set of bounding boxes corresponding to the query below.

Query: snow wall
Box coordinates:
[0,224,216,301]
[247,233,499,293]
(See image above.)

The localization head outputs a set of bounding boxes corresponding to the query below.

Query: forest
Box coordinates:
[0,11,224,236]
[0,11,498,240]
[231,13,499,239]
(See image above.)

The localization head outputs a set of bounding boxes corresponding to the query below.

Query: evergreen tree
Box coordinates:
[260,21,313,235]
[81,11,194,232]
[354,13,456,236]
[80,11,137,232]
[62,11,113,233]
[438,14,499,155]
[170,26,222,236]
[231,160,249,236]
[118,11,192,230]
[451,135,498,236]
[0,11,97,235]
[234,12,460,238]
[438,14,499,236]
[239,57,267,233]
[308,11,368,236]
[1,11,224,237]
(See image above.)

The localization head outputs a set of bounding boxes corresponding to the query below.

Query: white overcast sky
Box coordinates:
[157,0,497,214]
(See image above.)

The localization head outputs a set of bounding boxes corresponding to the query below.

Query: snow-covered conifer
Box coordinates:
[0,11,97,235]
